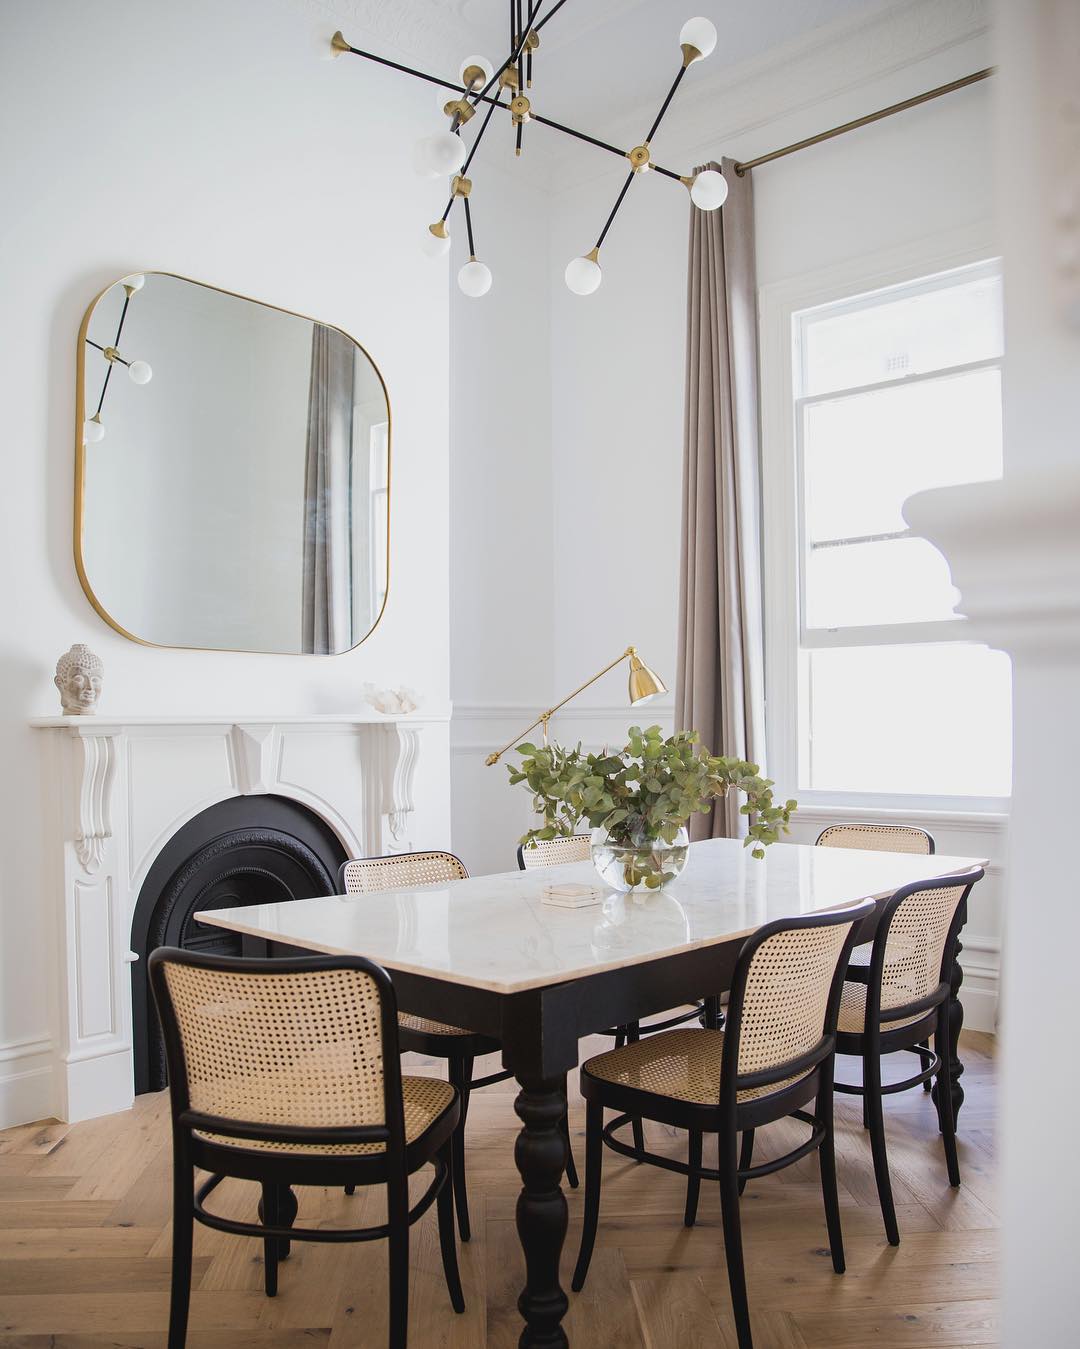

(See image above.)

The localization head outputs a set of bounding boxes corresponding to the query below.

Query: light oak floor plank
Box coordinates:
[0,1031,999,1347]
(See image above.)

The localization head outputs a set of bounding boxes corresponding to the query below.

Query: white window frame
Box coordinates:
[759,229,1010,817]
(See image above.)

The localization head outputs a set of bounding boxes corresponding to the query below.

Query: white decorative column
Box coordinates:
[904,5,1080,1340]
[31,713,444,1121]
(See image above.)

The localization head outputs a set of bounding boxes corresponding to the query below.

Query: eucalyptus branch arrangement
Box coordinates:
[510,726,796,884]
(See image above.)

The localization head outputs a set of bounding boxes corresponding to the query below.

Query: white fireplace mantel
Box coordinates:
[31,711,448,1122]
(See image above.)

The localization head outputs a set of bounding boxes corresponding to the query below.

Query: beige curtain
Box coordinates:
[302,324,355,654]
[676,158,766,841]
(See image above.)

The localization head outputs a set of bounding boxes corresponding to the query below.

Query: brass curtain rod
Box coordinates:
[733,67,994,176]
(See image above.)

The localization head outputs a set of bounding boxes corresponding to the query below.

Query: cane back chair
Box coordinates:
[340,851,577,1236]
[572,898,874,1349]
[832,868,984,1245]
[148,948,464,1349]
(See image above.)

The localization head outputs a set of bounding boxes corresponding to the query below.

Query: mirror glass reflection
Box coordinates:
[78,272,389,654]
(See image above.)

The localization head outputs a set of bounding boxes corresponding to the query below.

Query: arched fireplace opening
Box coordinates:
[129,794,347,1094]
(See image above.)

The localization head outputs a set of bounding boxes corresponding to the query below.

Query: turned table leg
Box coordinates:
[932,902,967,1131]
[513,1075,570,1348]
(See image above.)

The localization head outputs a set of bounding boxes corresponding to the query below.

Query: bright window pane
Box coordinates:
[805,537,960,628]
[803,368,1003,545]
[803,643,1012,796]
[799,266,1002,397]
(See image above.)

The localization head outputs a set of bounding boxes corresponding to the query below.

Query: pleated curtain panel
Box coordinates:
[302,323,356,655]
[675,158,767,841]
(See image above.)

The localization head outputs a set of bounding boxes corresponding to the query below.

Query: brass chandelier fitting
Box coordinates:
[330,3,730,298]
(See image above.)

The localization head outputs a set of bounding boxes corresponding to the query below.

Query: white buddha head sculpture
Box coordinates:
[54,644,104,715]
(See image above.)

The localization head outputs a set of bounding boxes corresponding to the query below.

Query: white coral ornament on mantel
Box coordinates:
[361,684,422,715]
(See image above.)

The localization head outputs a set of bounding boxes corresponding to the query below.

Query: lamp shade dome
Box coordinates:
[628,651,667,704]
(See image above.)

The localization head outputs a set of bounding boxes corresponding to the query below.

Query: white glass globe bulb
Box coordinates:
[564,254,603,296]
[124,273,145,292]
[412,138,442,179]
[690,168,728,210]
[679,17,717,60]
[426,131,467,176]
[128,359,153,384]
[421,227,452,259]
[459,54,494,91]
[457,258,492,298]
[83,417,105,444]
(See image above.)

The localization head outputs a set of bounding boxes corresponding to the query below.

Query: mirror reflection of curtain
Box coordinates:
[302,324,355,653]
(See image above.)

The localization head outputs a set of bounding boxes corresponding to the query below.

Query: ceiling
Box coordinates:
[338,0,904,140]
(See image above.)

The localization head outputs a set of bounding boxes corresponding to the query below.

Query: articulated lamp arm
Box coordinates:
[484,646,665,766]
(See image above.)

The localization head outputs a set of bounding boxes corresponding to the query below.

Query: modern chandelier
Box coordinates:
[330,3,728,298]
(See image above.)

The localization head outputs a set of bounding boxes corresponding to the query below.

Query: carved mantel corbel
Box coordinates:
[72,731,117,874]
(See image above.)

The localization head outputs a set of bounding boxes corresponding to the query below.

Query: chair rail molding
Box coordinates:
[28,712,448,1123]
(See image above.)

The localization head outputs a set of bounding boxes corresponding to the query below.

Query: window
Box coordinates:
[773,260,1011,803]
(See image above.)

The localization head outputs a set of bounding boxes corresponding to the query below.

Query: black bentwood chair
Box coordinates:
[340,851,577,1237]
[831,868,984,1246]
[148,948,464,1349]
[571,898,875,1349]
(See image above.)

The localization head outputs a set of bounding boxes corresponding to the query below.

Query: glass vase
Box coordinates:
[590,824,690,892]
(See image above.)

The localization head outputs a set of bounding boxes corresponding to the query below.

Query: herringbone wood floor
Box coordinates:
[0,1030,998,1348]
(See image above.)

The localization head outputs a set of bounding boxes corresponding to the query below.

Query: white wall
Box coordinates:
[448,6,1005,1026]
[0,0,452,1125]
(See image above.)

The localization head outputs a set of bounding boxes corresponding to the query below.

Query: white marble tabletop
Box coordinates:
[195,838,986,995]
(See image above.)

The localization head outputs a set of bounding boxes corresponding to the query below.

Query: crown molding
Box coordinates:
[552,0,992,192]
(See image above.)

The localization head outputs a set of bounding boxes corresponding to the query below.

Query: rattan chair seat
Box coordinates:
[583,1027,810,1106]
[193,1075,456,1156]
[837,981,926,1035]
[398,1011,471,1037]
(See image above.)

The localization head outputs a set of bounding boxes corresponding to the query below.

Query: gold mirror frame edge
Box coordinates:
[73,269,392,657]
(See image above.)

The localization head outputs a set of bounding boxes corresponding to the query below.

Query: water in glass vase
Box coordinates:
[590,825,690,892]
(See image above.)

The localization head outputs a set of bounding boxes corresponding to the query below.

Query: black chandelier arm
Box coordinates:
[469,0,546,109]
[645,63,688,144]
[88,289,136,419]
[337,39,684,181]
[463,196,477,255]
[594,170,636,250]
[85,338,132,368]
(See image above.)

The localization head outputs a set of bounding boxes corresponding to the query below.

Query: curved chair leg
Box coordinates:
[737,1129,755,1197]
[625,1025,646,1159]
[684,1130,703,1227]
[260,1183,279,1297]
[936,1006,961,1187]
[448,1054,473,1242]
[436,1143,466,1313]
[718,1129,752,1349]
[387,1173,410,1349]
[865,1047,899,1246]
[167,1150,193,1349]
[561,1080,579,1189]
[817,1070,845,1274]
[921,1039,933,1092]
[571,1101,604,1292]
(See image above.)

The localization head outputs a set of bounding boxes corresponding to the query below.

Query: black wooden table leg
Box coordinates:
[932,903,967,1131]
[513,1075,570,1349]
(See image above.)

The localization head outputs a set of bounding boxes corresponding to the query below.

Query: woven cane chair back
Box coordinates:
[341,851,468,895]
[159,959,389,1135]
[518,834,591,869]
[734,918,859,1082]
[816,823,934,855]
[874,880,969,1016]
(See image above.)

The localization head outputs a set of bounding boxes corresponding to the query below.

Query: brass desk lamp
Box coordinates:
[484,646,667,766]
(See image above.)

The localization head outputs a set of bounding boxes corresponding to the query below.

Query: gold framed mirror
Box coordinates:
[75,272,390,655]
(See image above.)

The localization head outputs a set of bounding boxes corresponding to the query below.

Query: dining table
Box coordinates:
[195,836,986,1348]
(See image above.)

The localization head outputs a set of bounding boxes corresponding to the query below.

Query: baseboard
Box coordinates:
[0,1037,55,1129]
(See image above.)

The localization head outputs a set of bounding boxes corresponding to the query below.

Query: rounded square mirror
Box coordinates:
[75,272,390,654]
